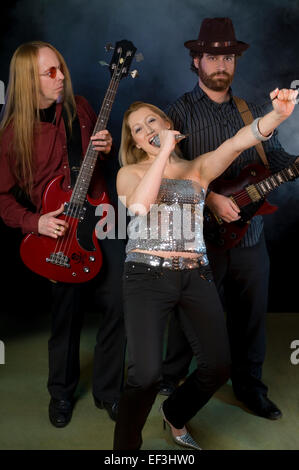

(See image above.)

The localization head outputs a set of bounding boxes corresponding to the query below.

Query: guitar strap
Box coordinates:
[233,96,269,168]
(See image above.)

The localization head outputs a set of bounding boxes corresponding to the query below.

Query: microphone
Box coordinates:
[151,134,187,147]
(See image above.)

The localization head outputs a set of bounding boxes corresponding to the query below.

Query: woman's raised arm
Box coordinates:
[197,88,298,186]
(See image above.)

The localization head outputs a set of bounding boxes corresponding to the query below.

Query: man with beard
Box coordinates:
[161,17,298,420]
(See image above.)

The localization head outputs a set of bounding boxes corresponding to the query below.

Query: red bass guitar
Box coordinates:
[204,160,299,251]
[20,40,137,283]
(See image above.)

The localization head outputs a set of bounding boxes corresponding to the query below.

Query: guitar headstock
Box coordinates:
[108,40,137,80]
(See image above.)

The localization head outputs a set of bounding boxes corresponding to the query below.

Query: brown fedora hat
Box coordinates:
[184,17,249,55]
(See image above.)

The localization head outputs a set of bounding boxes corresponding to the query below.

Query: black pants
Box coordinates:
[162,235,270,397]
[113,262,231,450]
[48,237,126,403]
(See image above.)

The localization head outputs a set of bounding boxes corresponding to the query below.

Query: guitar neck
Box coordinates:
[70,81,120,207]
[65,38,137,210]
[245,160,299,203]
[94,82,119,133]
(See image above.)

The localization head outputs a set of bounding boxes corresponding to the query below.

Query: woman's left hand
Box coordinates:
[90,130,113,154]
[271,88,298,119]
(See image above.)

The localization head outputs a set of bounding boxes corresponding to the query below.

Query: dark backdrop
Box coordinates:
[0,0,298,317]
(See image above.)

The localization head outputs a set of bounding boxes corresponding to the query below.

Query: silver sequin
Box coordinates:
[126,178,207,261]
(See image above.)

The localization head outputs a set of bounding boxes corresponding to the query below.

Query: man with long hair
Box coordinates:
[0,42,125,427]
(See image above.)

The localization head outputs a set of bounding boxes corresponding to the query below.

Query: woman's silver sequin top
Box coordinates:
[126,178,208,261]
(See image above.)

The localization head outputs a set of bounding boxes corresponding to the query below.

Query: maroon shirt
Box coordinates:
[0,96,109,234]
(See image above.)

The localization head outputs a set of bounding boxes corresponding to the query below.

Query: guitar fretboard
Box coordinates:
[244,160,299,204]
[255,160,299,198]
[68,43,135,212]
[70,86,120,209]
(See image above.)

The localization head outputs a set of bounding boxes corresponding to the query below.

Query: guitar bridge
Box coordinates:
[46,252,70,268]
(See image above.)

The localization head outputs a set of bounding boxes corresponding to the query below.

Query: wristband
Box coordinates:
[251,117,273,141]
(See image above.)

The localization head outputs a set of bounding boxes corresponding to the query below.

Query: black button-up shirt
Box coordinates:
[166,84,297,247]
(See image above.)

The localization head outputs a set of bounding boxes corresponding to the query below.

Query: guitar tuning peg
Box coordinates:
[135,53,144,62]
[99,61,110,67]
[105,43,114,52]
[130,69,139,79]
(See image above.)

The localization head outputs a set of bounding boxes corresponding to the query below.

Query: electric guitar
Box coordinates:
[204,160,299,251]
[20,40,137,283]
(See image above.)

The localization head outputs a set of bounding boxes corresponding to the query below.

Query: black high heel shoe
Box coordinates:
[159,403,201,450]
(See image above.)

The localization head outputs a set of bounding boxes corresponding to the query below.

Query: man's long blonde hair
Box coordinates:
[0,41,76,195]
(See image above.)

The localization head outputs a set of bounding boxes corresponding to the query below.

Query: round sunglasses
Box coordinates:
[39,65,63,79]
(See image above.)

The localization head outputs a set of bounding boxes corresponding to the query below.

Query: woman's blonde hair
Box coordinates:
[119,101,175,166]
[0,41,76,195]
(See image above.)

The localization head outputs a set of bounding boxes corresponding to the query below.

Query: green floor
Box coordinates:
[0,312,298,450]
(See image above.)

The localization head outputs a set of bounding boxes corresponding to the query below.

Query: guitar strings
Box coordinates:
[54,89,117,264]
[51,48,127,269]
[219,159,299,209]
[233,161,299,206]
[57,50,123,262]
[234,189,255,205]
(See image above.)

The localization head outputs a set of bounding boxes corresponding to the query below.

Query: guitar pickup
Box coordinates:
[245,184,262,202]
[63,202,87,220]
